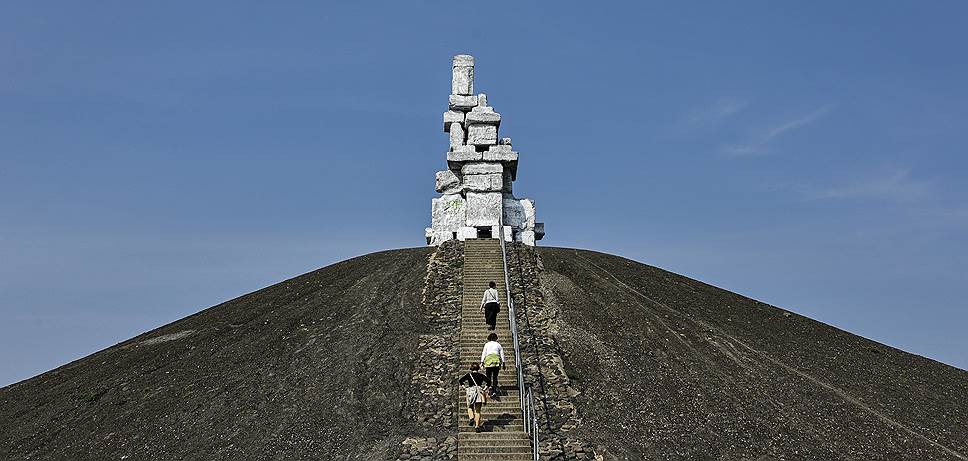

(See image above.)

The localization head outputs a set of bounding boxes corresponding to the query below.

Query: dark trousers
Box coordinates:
[485,366,500,391]
[483,302,500,329]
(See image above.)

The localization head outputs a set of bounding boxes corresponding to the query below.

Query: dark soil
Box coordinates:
[0,247,437,460]
[537,247,968,460]
[4,245,966,460]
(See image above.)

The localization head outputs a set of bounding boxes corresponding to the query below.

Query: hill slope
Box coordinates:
[2,245,967,460]
[531,247,968,460]
[0,247,439,460]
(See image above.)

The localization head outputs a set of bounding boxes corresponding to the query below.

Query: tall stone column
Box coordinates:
[452,54,474,96]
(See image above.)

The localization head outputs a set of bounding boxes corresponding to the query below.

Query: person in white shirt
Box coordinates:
[479,332,505,396]
[480,281,500,330]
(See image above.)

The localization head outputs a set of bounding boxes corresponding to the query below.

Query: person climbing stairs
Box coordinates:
[457,238,534,460]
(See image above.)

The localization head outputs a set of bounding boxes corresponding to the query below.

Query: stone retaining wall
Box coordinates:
[397,240,463,460]
[507,244,603,461]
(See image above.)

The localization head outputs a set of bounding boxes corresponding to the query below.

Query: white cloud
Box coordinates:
[725,104,834,156]
[810,169,932,203]
[686,98,747,125]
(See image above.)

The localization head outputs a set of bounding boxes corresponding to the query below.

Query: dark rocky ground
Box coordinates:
[537,247,968,460]
[0,247,444,460]
[3,245,967,460]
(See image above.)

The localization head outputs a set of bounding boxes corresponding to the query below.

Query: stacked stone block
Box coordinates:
[426,54,545,246]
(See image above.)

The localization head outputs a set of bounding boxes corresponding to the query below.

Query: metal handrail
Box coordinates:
[496,220,540,461]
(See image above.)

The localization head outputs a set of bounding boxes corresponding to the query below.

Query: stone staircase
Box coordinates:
[457,239,533,460]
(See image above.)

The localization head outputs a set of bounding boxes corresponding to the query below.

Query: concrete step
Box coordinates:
[455,386,520,393]
[456,400,521,407]
[459,440,531,448]
[457,360,516,366]
[459,451,532,457]
[456,394,521,401]
[456,401,521,408]
[459,340,514,345]
[459,432,529,440]
[458,454,533,461]
[460,449,532,456]
[458,424,524,432]
[458,446,532,454]
[455,386,520,394]
[457,401,521,410]
[459,410,521,419]
[459,352,515,358]
[460,339,513,344]
[460,330,513,334]
[460,344,514,348]
[455,393,521,400]
[454,393,521,401]
[460,357,518,364]
[459,347,514,353]
[458,455,532,461]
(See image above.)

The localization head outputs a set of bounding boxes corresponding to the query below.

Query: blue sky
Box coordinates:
[1,2,966,386]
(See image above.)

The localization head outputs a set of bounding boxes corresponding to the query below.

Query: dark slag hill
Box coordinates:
[0,248,436,460]
[2,246,967,460]
[535,247,968,460]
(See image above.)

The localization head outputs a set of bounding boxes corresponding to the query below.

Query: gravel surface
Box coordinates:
[0,247,438,460]
[538,247,968,460]
[4,245,966,460]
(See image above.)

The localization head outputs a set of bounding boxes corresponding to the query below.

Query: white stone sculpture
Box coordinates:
[426,54,545,245]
